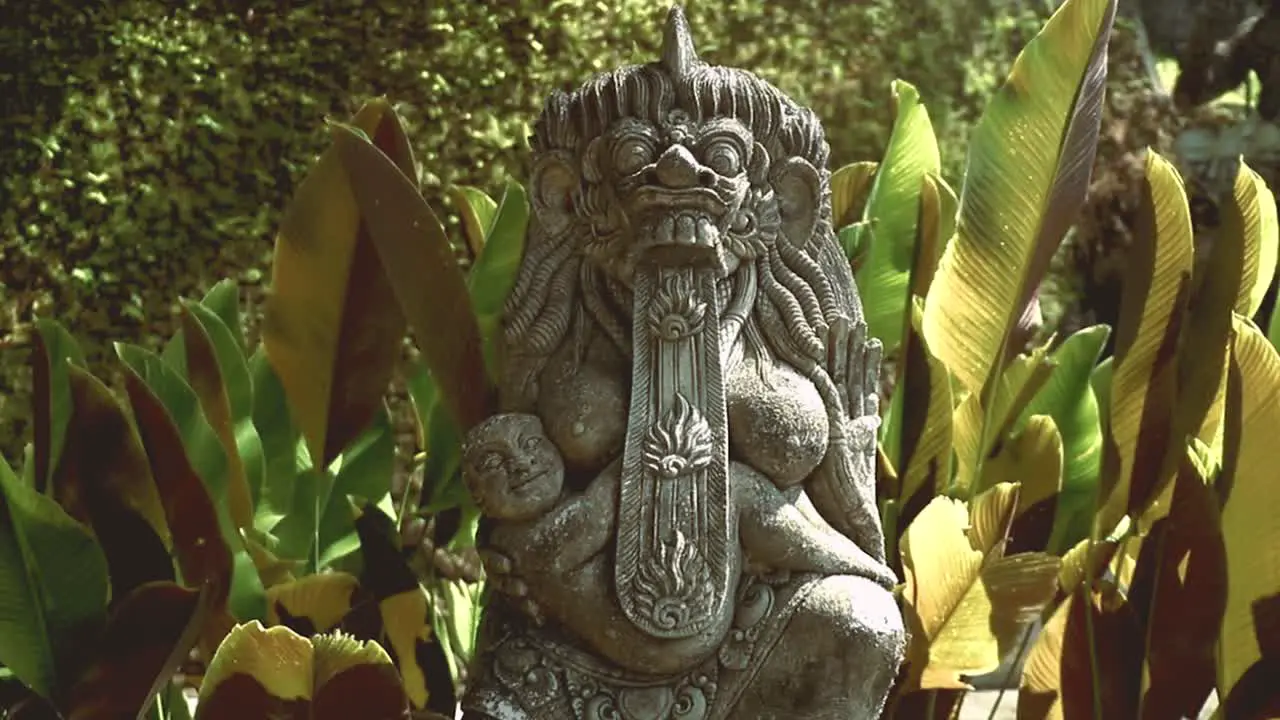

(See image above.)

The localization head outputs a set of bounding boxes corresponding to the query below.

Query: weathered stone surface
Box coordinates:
[459,7,906,718]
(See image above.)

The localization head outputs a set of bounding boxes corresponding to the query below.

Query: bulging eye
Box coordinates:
[521,435,542,452]
[613,136,655,175]
[704,140,742,176]
[481,452,503,471]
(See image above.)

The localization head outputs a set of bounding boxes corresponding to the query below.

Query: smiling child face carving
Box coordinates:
[463,414,566,522]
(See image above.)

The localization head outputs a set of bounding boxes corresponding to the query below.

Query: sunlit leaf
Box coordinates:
[857,79,941,351]
[448,185,497,258]
[1021,324,1109,552]
[892,299,954,536]
[983,414,1064,554]
[922,0,1115,394]
[1097,151,1194,537]
[468,180,529,380]
[1218,315,1280,703]
[267,572,360,637]
[1225,161,1279,319]
[830,161,878,228]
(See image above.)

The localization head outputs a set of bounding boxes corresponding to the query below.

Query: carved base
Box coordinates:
[461,573,906,720]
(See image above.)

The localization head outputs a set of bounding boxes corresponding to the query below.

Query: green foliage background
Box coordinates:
[0,0,1047,460]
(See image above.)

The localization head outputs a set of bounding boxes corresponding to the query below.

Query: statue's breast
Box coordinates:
[536,335,630,482]
[726,356,829,488]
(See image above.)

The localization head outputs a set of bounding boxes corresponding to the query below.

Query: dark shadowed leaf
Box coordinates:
[57,365,174,599]
[29,319,85,494]
[317,408,395,569]
[891,299,953,535]
[0,456,107,698]
[1058,586,1143,719]
[65,582,208,720]
[331,121,493,434]
[1130,450,1226,720]
[310,633,410,720]
[123,367,237,655]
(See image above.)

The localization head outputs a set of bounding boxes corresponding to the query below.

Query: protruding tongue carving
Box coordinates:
[615,261,733,640]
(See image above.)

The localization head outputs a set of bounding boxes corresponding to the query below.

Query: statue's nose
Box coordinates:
[653,144,700,189]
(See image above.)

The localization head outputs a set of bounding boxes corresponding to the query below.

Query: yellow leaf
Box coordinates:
[1098,151,1194,537]
[985,415,1065,553]
[1227,161,1279,319]
[1219,315,1280,698]
[968,482,1020,555]
[1019,589,1070,720]
[265,572,360,634]
[830,161,878,228]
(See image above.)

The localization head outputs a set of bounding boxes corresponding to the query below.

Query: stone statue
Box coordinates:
[460,8,907,719]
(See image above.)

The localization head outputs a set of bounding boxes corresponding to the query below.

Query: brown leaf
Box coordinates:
[261,100,411,468]
[179,304,254,532]
[1129,452,1226,719]
[311,633,410,720]
[65,582,210,720]
[331,122,493,433]
[57,366,174,599]
[123,368,236,656]
[1059,587,1143,719]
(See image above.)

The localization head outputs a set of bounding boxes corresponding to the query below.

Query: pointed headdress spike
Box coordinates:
[661,5,699,78]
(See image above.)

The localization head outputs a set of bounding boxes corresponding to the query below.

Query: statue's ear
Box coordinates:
[530,153,579,236]
[771,157,821,244]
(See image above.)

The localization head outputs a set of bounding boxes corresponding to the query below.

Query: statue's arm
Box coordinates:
[737,469,897,589]
[540,466,619,574]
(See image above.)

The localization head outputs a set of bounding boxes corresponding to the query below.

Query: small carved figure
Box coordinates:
[462,413,893,675]
[462,7,907,719]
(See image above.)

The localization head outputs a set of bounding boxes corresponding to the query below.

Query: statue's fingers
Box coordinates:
[479,548,513,576]
[828,317,850,391]
[863,337,883,416]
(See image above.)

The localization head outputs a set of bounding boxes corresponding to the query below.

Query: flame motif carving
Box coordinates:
[631,531,714,632]
[648,273,708,342]
[643,394,714,479]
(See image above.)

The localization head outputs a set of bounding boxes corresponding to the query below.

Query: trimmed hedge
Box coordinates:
[0,0,1046,459]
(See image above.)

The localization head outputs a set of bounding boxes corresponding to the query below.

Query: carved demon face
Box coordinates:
[530,109,807,288]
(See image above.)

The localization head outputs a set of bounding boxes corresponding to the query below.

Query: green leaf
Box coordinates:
[1021,324,1110,551]
[199,280,246,353]
[271,468,334,573]
[248,348,298,532]
[856,79,941,352]
[468,179,529,381]
[116,344,238,553]
[29,319,85,494]
[838,221,874,274]
[227,550,267,623]
[449,185,498,258]
[0,455,108,697]
[317,407,395,569]
[922,0,1116,396]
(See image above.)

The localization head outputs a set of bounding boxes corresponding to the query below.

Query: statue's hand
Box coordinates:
[479,548,547,627]
[825,317,883,428]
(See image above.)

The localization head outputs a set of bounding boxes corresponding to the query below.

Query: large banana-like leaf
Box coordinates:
[448,185,498,259]
[1021,325,1109,552]
[830,161,878,230]
[1226,161,1279,319]
[1097,151,1194,537]
[29,319,85,494]
[1218,315,1280,709]
[855,80,941,352]
[892,299,954,536]
[952,342,1054,495]
[982,415,1064,554]
[922,0,1115,396]
[1129,449,1226,719]
[332,122,492,434]
[468,181,529,382]
[261,99,412,469]
[900,491,1060,689]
